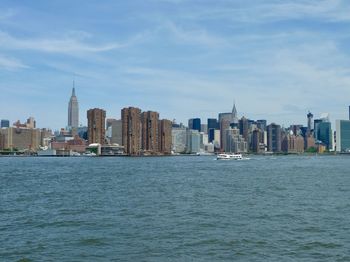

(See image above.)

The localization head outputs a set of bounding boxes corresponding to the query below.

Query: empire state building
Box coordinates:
[68,83,79,129]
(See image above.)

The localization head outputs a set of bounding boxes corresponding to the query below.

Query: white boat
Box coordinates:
[82,152,97,157]
[217,153,243,160]
[71,151,81,157]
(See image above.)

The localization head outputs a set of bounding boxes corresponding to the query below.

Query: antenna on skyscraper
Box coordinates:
[72,73,76,96]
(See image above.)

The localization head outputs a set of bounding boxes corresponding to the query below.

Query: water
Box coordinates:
[1,155,350,261]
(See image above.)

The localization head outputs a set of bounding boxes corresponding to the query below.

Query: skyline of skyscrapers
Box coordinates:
[1,83,349,155]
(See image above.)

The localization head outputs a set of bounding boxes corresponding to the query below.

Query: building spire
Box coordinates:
[232,99,237,119]
[72,80,76,97]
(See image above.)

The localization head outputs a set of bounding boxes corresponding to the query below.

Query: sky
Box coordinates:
[0,0,350,130]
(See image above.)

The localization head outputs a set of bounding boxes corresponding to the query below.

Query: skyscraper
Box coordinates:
[207,118,218,143]
[219,113,231,151]
[87,108,106,145]
[188,118,201,132]
[219,102,238,151]
[68,83,79,129]
[239,116,249,141]
[158,119,172,154]
[336,120,350,152]
[252,129,263,153]
[141,111,159,153]
[106,119,122,145]
[121,107,141,155]
[172,127,187,153]
[307,111,314,133]
[267,123,281,152]
[256,120,267,131]
[314,119,322,140]
[317,122,332,150]
[207,118,218,129]
[231,102,239,128]
[0,119,10,128]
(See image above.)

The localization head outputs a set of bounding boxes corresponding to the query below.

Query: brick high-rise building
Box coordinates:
[87,108,106,145]
[141,111,159,153]
[158,119,172,154]
[121,107,141,155]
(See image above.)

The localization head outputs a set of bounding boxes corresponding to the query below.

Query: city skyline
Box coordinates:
[1,87,349,131]
[1,1,350,129]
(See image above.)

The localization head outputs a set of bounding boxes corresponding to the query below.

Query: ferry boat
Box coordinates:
[217,153,243,160]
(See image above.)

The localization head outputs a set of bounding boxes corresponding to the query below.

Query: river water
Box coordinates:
[1,155,350,261]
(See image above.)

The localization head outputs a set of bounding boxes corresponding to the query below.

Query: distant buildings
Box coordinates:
[0,127,41,151]
[141,111,159,152]
[188,118,201,132]
[158,119,172,154]
[106,119,122,145]
[122,107,172,155]
[1,119,10,128]
[207,118,218,142]
[0,117,52,152]
[172,126,187,153]
[225,127,247,153]
[267,123,281,152]
[307,111,314,134]
[251,129,264,153]
[256,120,267,132]
[122,107,141,155]
[239,116,249,141]
[317,122,332,150]
[186,129,200,153]
[282,132,304,154]
[68,85,79,130]
[336,120,350,153]
[87,108,106,145]
[4,92,350,156]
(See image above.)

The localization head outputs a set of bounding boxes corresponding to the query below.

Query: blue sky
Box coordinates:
[0,0,350,130]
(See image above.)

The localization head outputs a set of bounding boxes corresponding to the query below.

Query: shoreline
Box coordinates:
[1,152,349,157]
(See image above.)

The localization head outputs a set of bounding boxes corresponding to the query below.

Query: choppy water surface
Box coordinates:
[1,155,350,261]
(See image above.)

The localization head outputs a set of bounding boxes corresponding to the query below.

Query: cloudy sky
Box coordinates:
[0,0,350,130]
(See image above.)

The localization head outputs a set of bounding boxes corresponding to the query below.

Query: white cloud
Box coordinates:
[0,55,28,70]
[0,30,124,54]
[159,21,228,48]
[177,0,350,24]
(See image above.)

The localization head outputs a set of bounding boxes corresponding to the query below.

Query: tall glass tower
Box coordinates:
[68,82,79,129]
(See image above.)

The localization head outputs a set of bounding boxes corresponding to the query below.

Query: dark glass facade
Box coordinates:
[188,118,201,132]
[256,120,267,131]
[1,120,10,128]
[317,122,332,149]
